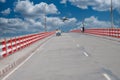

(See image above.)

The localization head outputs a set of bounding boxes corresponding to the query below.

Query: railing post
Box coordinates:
[2,38,8,57]
[15,37,17,52]
[8,38,13,55]
[119,28,120,38]
[11,38,13,54]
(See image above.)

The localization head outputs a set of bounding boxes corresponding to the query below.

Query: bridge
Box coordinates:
[0,28,120,80]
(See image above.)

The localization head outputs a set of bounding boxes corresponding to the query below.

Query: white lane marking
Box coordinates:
[2,40,48,80]
[2,51,36,80]
[103,73,111,80]
[76,44,80,47]
[83,52,89,57]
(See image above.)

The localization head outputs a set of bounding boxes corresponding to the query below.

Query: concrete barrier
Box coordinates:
[0,31,55,58]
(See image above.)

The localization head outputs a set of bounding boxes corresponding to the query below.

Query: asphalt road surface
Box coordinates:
[3,33,120,80]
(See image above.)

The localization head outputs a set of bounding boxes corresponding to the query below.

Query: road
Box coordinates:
[3,33,120,80]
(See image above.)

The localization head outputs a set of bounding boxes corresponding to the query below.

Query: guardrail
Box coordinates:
[0,31,55,58]
[70,28,120,38]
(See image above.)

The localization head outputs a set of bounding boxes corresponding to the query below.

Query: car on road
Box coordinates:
[56,29,61,36]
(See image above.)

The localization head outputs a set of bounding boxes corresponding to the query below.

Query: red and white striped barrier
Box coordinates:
[0,31,55,58]
[70,28,120,38]
[0,39,7,58]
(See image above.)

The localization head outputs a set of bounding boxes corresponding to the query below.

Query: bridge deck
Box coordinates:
[1,33,120,80]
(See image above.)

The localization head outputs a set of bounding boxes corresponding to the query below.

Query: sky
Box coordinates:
[0,0,120,37]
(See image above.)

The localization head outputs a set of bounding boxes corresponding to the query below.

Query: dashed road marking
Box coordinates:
[83,52,89,57]
[103,73,111,80]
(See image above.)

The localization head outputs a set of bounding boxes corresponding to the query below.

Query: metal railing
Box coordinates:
[70,28,120,38]
[0,31,55,58]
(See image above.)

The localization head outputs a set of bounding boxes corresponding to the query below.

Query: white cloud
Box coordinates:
[2,16,118,35]
[0,17,44,34]
[76,16,118,28]
[0,0,77,34]
[0,16,77,34]
[60,0,67,4]
[15,0,59,18]
[61,0,120,12]
[46,17,64,27]
[25,18,43,29]
[36,16,77,31]
[0,18,25,34]
[45,17,77,30]
[84,16,111,28]
[0,0,5,3]
[0,17,28,29]
[1,8,11,15]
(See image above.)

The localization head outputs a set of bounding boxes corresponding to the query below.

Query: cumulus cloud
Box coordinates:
[61,0,120,12]
[0,17,45,35]
[76,16,118,29]
[0,18,25,27]
[0,16,77,35]
[84,16,111,28]
[1,8,11,15]
[46,17,64,27]
[1,0,79,35]
[45,17,77,30]
[15,0,59,18]
[25,18,43,29]
[60,0,67,4]
[0,18,25,35]
[0,0,5,3]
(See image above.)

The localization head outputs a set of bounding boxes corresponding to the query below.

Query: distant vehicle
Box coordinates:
[56,29,61,36]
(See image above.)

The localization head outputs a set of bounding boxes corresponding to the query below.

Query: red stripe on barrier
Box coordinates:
[1,39,8,57]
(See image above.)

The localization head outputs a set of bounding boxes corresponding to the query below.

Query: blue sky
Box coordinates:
[0,0,120,37]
